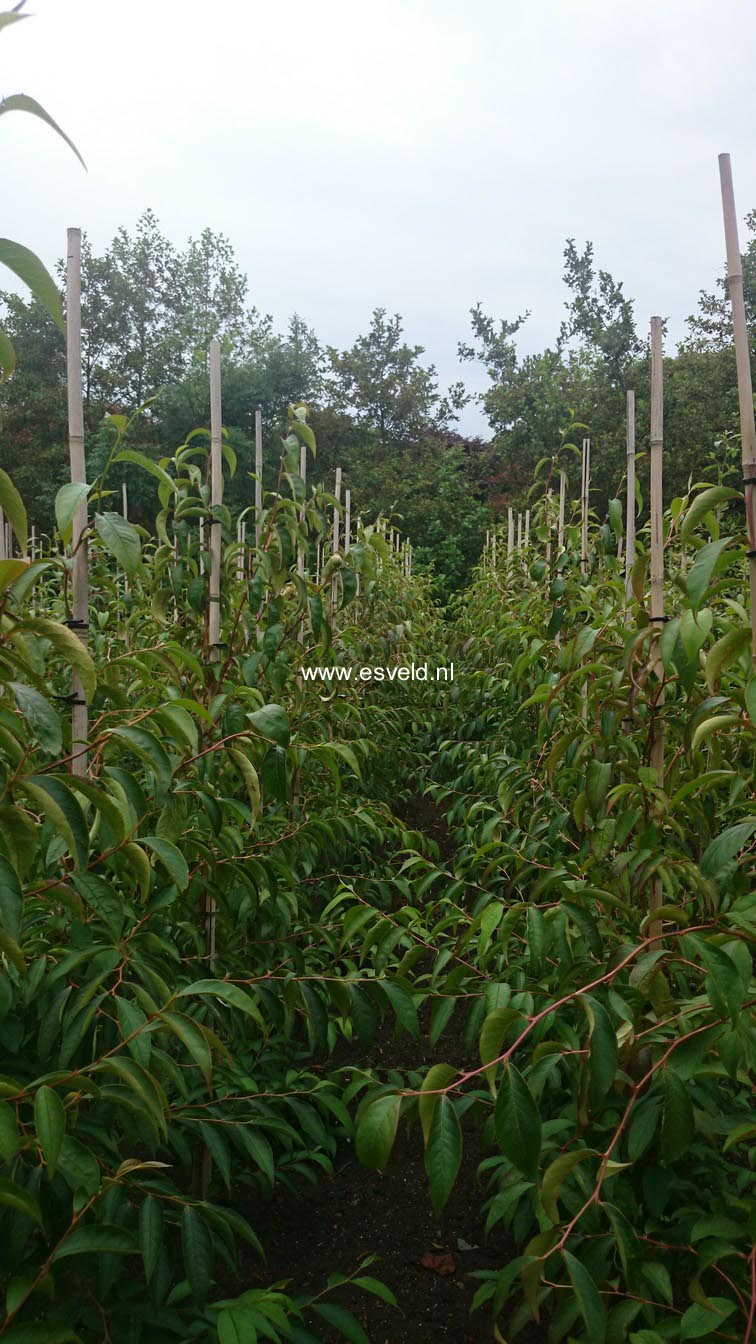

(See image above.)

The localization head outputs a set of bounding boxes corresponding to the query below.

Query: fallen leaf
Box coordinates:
[420,1250,456,1276]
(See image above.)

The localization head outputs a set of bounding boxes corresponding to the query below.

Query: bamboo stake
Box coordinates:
[344,488,351,555]
[254,405,263,546]
[719,153,756,661]
[66,228,89,778]
[208,340,222,663]
[517,512,522,551]
[507,507,514,559]
[545,487,553,566]
[524,509,530,551]
[0,509,6,562]
[649,316,665,936]
[30,525,36,562]
[331,466,342,618]
[625,390,636,610]
[298,442,307,579]
[581,438,590,579]
[558,471,566,552]
[199,520,205,575]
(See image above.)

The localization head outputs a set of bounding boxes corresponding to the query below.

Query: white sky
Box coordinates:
[3,0,756,435]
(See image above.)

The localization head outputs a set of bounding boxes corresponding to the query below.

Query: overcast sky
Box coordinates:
[3,0,756,436]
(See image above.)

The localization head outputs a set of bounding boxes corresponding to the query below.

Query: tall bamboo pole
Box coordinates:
[581,438,590,579]
[545,486,553,566]
[649,316,665,935]
[208,340,222,663]
[345,487,351,555]
[719,153,756,660]
[202,343,223,1184]
[517,512,522,551]
[254,406,263,546]
[298,442,307,579]
[331,467,342,617]
[507,507,514,559]
[558,471,566,552]
[66,228,89,778]
[625,390,636,609]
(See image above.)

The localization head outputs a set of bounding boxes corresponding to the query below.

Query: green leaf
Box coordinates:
[2,1327,81,1344]
[9,682,62,755]
[94,512,141,577]
[159,1012,212,1084]
[142,836,189,892]
[351,1275,399,1307]
[355,1092,401,1171]
[681,485,741,540]
[139,1195,163,1283]
[479,1006,521,1090]
[679,1298,736,1339]
[176,980,265,1031]
[685,539,729,610]
[380,979,419,1039]
[106,725,172,797]
[0,237,63,329]
[56,1136,101,1196]
[700,818,756,879]
[25,617,96,701]
[424,1095,462,1215]
[0,468,27,552]
[494,1063,542,1178]
[0,1177,42,1227]
[0,858,22,941]
[117,995,151,1068]
[55,481,89,541]
[181,1205,213,1302]
[311,1303,369,1344]
[562,1249,606,1344]
[0,95,86,170]
[584,996,618,1107]
[23,775,89,870]
[0,558,28,592]
[660,1068,693,1164]
[249,702,290,747]
[411,1064,451,1139]
[114,449,177,495]
[228,749,261,821]
[217,1310,259,1344]
[0,324,15,382]
[541,1148,594,1223]
[34,1085,66,1179]
[0,1101,20,1160]
[52,1224,137,1260]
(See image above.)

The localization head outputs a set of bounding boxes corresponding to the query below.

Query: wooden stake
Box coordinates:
[649,316,665,936]
[254,405,263,546]
[558,471,566,552]
[507,507,514,559]
[545,487,553,566]
[298,441,307,579]
[345,488,351,555]
[208,341,223,663]
[625,390,636,609]
[517,513,522,550]
[331,466,342,617]
[66,228,89,778]
[581,438,590,579]
[719,153,756,661]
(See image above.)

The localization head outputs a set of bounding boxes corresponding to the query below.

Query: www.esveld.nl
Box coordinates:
[299,663,454,683]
